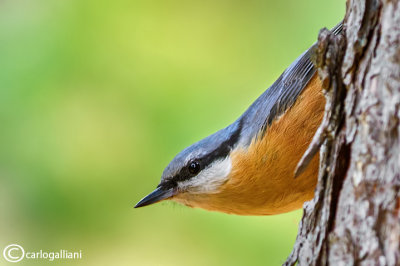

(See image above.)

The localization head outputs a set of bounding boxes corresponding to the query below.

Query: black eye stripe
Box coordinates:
[160,119,243,189]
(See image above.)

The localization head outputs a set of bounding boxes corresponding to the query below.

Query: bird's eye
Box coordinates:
[188,161,200,175]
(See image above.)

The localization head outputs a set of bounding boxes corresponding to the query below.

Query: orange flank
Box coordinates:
[174,74,325,215]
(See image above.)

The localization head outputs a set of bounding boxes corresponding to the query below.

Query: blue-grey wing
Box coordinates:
[237,22,343,146]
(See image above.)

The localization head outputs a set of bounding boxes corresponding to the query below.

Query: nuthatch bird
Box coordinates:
[135,22,343,215]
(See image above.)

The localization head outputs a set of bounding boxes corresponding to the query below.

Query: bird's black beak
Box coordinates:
[134,187,176,208]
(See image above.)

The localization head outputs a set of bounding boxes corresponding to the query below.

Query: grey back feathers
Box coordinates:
[238,21,343,145]
[160,22,343,188]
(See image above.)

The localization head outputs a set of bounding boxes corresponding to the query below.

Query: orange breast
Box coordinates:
[174,74,325,215]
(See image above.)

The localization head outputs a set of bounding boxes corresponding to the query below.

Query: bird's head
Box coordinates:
[135,121,243,209]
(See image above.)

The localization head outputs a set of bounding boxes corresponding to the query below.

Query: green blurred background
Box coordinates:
[0,0,343,265]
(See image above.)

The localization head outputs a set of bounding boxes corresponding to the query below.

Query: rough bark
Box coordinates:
[285,0,400,265]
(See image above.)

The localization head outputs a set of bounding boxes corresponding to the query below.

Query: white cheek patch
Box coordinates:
[177,157,232,194]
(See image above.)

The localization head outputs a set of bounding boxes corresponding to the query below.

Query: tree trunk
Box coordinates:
[285,0,400,265]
